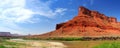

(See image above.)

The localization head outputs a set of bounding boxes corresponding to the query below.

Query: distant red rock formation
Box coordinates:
[36,6,120,37]
[0,32,11,37]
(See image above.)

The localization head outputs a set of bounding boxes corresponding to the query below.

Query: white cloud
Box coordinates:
[2,7,34,23]
[0,0,34,23]
[0,0,67,23]
[55,8,67,15]
[27,0,67,18]
[82,0,94,6]
[0,0,67,34]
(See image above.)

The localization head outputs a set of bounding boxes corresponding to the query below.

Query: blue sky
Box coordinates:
[0,0,120,35]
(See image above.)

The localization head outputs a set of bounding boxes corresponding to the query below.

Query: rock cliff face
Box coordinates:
[39,6,120,37]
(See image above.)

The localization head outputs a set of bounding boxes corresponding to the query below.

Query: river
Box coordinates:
[8,39,67,48]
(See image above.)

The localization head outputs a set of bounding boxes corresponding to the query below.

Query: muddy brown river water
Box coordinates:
[9,39,67,48]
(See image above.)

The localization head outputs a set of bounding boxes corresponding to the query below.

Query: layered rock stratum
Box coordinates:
[34,6,120,37]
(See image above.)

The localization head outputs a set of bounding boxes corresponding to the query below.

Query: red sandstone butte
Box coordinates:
[38,6,120,37]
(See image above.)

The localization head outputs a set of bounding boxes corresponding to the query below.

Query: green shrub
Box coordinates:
[23,38,41,40]
[47,37,83,41]
[93,42,120,48]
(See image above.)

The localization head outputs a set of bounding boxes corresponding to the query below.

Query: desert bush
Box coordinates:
[23,38,41,40]
[46,37,83,41]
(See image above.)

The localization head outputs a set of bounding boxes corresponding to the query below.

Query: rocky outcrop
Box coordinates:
[39,6,120,37]
[56,23,66,30]
[78,6,91,16]
[0,32,11,37]
[108,17,117,23]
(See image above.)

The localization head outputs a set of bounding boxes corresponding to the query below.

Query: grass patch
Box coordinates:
[0,38,26,48]
[0,45,6,48]
[2,41,25,46]
[63,40,120,48]
[93,42,120,48]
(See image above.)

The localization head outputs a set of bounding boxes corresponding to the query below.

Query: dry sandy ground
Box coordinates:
[8,39,66,48]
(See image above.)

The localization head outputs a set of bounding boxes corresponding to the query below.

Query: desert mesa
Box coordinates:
[34,6,120,37]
